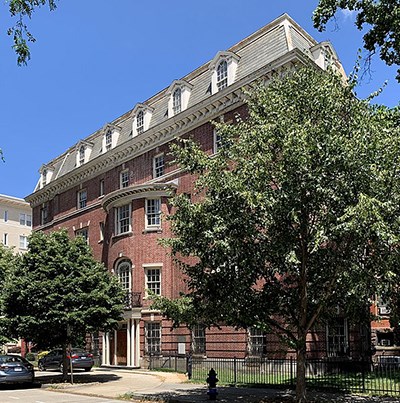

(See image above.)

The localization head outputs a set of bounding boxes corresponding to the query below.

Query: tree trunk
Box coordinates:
[295,341,307,403]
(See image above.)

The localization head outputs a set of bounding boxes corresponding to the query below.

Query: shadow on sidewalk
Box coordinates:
[35,371,121,385]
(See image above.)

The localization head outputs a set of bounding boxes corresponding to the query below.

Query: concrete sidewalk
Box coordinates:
[37,368,399,402]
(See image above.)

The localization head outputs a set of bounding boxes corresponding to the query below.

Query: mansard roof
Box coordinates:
[26,13,344,206]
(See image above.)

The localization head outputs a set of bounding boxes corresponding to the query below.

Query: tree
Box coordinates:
[157,67,400,402]
[313,0,400,81]
[1,229,125,379]
[7,0,58,66]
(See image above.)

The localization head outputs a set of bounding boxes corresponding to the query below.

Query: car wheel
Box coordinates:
[38,362,46,371]
[84,367,92,372]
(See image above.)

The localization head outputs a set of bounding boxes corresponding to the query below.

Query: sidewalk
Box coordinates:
[38,368,399,402]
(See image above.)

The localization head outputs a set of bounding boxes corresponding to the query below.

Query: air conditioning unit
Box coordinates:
[381,339,391,346]
[379,306,390,315]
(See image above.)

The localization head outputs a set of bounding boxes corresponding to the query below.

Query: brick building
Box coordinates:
[26,14,379,367]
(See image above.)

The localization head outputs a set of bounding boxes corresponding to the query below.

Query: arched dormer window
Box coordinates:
[167,80,193,118]
[39,164,54,189]
[132,104,153,137]
[76,140,93,166]
[102,123,121,153]
[209,51,240,95]
[105,130,112,151]
[172,88,182,115]
[216,60,228,91]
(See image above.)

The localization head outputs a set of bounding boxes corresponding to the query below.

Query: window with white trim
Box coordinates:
[3,233,8,246]
[75,227,89,243]
[192,325,206,355]
[172,88,182,115]
[153,154,165,178]
[19,235,28,250]
[145,198,161,228]
[99,179,105,197]
[120,170,129,189]
[248,327,267,356]
[116,260,131,291]
[79,145,85,165]
[77,189,87,209]
[105,130,112,151]
[42,169,47,187]
[19,213,32,226]
[216,60,228,91]
[327,318,349,357]
[115,204,131,235]
[99,221,105,241]
[145,267,161,295]
[4,210,8,222]
[136,110,144,134]
[145,322,161,355]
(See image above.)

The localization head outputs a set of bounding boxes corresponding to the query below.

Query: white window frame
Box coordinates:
[105,130,112,151]
[326,318,349,357]
[192,325,206,356]
[99,221,105,241]
[153,154,165,178]
[19,235,28,250]
[115,204,132,235]
[75,227,89,243]
[210,52,239,94]
[79,145,85,165]
[145,198,161,229]
[116,260,132,291]
[145,322,161,355]
[248,327,267,357]
[172,88,182,115]
[19,213,26,226]
[99,179,105,197]
[145,266,161,296]
[136,110,144,134]
[3,233,8,246]
[120,170,129,189]
[216,60,228,91]
[77,189,87,209]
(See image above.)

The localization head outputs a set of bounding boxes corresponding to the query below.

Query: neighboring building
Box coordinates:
[0,194,32,254]
[26,14,374,367]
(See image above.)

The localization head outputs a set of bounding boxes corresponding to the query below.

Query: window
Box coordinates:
[153,154,165,178]
[99,221,105,241]
[172,88,182,115]
[3,233,8,246]
[79,145,85,165]
[40,205,48,225]
[77,189,87,209]
[115,204,131,235]
[120,170,129,189]
[75,227,89,243]
[136,110,144,134]
[145,199,161,228]
[42,169,47,187]
[116,260,131,291]
[192,325,206,355]
[105,130,112,151]
[4,210,8,222]
[248,327,267,356]
[145,322,161,355]
[145,267,161,295]
[327,318,348,357]
[19,213,32,226]
[19,235,28,250]
[99,179,105,197]
[216,60,228,91]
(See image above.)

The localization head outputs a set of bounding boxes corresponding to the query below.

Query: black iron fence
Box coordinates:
[149,354,400,397]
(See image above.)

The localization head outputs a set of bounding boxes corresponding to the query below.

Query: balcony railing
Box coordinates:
[124,291,142,308]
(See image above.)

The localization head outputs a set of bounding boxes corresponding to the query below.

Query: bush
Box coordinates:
[25,352,36,361]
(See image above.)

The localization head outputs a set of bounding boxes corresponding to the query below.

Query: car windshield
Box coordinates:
[0,355,25,364]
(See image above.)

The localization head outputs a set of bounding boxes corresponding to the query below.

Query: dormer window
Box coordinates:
[79,145,85,165]
[39,165,54,189]
[172,88,182,115]
[42,169,47,186]
[167,80,193,118]
[105,130,112,151]
[137,111,144,134]
[132,104,153,137]
[102,124,121,153]
[210,51,240,95]
[216,60,228,91]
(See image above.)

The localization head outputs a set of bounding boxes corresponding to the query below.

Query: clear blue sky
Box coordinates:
[0,0,398,199]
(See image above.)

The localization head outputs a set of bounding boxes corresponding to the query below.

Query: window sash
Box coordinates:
[173,88,182,115]
[248,328,267,356]
[75,228,89,243]
[105,131,112,150]
[120,171,129,188]
[146,322,161,354]
[137,111,144,134]
[116,204,131,234]
[79,146,85,164]
[153,154,165,178]
[327,318,348,357]
[217,60,228,90]
[146,199,161,227]
[146,268,161,295]
[78,190,87,209]
[192,325,206,355]
[117,261,131,290]
[19,235,28,249]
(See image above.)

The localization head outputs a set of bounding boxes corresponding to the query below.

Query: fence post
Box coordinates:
[290,357,294,387]
[234,356,237,386]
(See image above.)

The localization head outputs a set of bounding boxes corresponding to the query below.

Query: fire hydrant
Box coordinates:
[206,368,219,400]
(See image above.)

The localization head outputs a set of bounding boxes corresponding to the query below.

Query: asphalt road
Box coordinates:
[0,385,121,403]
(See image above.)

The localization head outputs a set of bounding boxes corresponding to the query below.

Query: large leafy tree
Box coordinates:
[313,0,400,81]
[1,229,125,378]
[6,0,58,66]
[157,67,400,402]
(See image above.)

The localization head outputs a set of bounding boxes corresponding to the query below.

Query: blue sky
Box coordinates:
[0,0,398,199]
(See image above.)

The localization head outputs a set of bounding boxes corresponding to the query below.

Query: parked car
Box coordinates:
[375,355,400,370]
[38,348,94,372]
[0,354,34,384]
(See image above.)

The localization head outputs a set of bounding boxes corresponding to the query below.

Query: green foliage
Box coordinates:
[7,0,58,66]
[1,229,125,350]
[313,0,400,81]
[25,352,35,361]
[162,66,400,401]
